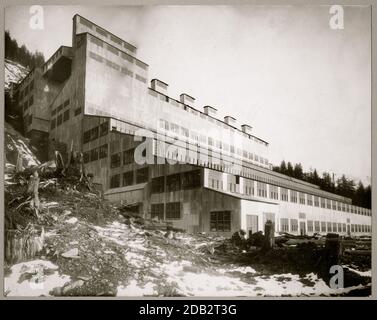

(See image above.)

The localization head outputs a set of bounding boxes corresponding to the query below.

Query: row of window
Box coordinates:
[51,109,71,129]
[51,98,70,116]
[83,122,109,144]
[110,167,149,189]
[80,17,137,54]
[88,50,147,84]
[151,202,181,220]
[280,218,371,233]
[151,96,268,148]
[83,144,108,163]
[87,33,144,67]
[240,181,371,216]
[158,118,269,167]
[151,170,201,194]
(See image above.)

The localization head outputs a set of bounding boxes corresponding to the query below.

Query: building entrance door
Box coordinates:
[300,221,306,236]
[246,214,258,237]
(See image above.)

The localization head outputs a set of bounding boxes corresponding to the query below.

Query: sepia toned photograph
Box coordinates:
[3,5,372,298]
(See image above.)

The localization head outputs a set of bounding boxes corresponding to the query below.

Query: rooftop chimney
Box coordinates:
[241,124,252,134]
[224,116,236,127]
[203,105,217,117]
[180,93,195,107]
[151,79,168,94]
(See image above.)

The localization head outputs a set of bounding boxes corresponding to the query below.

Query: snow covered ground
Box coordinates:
[5,59,29,91]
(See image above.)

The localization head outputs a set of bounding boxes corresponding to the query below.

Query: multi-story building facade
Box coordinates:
[14,15,372,236]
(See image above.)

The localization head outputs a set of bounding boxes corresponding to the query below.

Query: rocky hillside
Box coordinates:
[4,122,40,183]
[5,58,29,92]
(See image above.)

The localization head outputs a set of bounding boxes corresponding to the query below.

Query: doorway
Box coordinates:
[300,221,306,236]
[246,214,258,237]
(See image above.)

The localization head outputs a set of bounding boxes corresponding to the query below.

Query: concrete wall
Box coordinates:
[49,35,87,159]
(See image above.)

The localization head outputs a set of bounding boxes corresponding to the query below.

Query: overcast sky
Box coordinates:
[5,5,371,185]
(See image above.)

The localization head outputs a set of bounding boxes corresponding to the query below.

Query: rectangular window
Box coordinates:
[90,126,99,141]
[280,188,288,202]
[280,218,289,232]
[182,170,201,190]
[107,44,119,56]
[307,195,313,206]
[321,221,327,233]
[123,171,133,186]
[332,201,337,210]
[63,109,70,122]
[290,219,298,232]
[135,60,148,70]
[327,199,331,209]
[96,26,108,37]
[57,114,63,126]
[269,185,278,200]
[257,182,267,198]
[99,121,108,137]
[99,144,108,159]
[110,174,120,189]
[136,167,149,183]
[110,152,121,168]
[327,222,332,232]
[74,107,81,116]
[290,190,298,203]
[210,211,231,232]
[83,151,90,163]
[151,204,164,220]
[83,130,91,144]
[29,95,33,107]
[321,198,326,208]
[121,52,134,63]
[121,66,133,77]
[135,74,147,83]
[166,202,181,220]
[90,148,99,162]
[338,223,342,232]
[166,173,181,192]
[314,196,319,207]
[333,222,337,232]
[151,176,165,194]
[50,118,56,130]
[314,221,320,232]
[307,220,314,232]
[64,99,70,108]
[123,148,135,165]
[299,192,306,205]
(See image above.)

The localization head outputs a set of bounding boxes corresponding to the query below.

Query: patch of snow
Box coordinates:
[5,59,29,91]
[344,266,372,277]
[117,280,156,297]
[158,260,368,297]
[4,260,70,297]
[65,217,78,224]
[42,202,59,208]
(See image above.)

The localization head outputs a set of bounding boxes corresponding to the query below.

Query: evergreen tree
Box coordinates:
[280,160,287,175]
[293,163,303,180]
[287,162,294,177]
